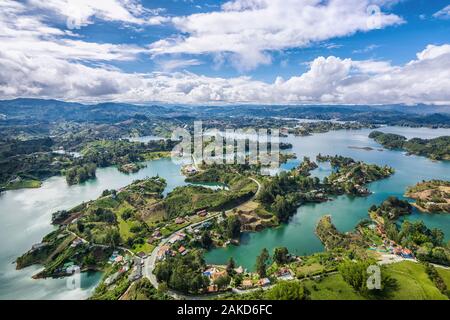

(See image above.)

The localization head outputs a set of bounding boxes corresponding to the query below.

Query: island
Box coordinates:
[369,131,450,161]
[405,180,450,213]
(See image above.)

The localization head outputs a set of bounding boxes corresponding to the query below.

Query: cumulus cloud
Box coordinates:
[2,43,450,105]
[433,5,450,19]
[149,0,404,70]
[28,0,166,27]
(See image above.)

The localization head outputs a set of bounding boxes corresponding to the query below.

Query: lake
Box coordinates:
[204,127,450,270]
[0,126,449,298]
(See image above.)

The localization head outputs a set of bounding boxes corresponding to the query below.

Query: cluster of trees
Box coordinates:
[370,131,450,160]
[123,278,171,300]
[223,215,242,239]
[370,196,413,220]
[338,259,394,296]
[424,263,449,298]
[387,219,449,266]
[258,171,321,222]
[226,281,310,300]
[154,251,209,294]
[65,163,97,185]
[81,139,176,168]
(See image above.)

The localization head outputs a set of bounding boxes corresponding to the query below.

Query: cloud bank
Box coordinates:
[1,0,450,105]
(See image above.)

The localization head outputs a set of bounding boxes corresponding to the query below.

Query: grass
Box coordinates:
[3,179,42,190]
[116,203,135,240]
[132,242,154,254]
[302,261,450,300]
[304,273,365,300]
[296,263,326,278]
[385,262,448,300]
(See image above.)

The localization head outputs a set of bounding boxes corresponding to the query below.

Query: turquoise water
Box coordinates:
[0,158,186,299]
[1,127,449,298]
[204,127,450,270]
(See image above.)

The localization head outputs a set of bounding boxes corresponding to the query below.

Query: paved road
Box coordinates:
[143,176,262,299]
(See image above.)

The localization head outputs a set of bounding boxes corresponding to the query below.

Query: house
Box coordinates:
[276,267,294,280]
[31,242,48,251]
[241,279,253,289]
[401,249,414,259]
[70,238,83,248]
[152,230,162,238]
[258,278,271,287]
[137,252,147,259]
[393,247,403,255]
[114,255,124,263]
[197,209,208,217]
[157,245,171,261]
[186,166,197,174]
[234,266,244,274]
[168,232,186,244]
[66,264,80,275]
[178,246,186,254]
[207,285,219,293]
[175,217,185,224]
[211,270,227,282]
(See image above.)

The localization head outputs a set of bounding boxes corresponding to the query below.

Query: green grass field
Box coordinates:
[4,179,42,190]
[303,261,450,300]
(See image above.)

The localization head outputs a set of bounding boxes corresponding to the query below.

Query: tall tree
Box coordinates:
[255,248,270,278]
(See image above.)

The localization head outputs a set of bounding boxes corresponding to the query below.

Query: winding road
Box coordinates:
[143,177,262,299]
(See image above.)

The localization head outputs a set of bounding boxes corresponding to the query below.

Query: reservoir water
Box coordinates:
[0,126,449,298]
[204,127,450,270]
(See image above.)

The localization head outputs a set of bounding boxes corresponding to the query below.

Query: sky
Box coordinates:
[0,0,450,105]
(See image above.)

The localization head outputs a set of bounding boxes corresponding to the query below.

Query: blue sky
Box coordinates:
[1,0,450,105]
[70,0,450,82]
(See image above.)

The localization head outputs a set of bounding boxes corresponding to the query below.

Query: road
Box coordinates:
[143,176,262,299]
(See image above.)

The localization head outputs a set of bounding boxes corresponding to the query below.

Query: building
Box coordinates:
[157,245,171,261]
[168,232,186,244]
[241,279,253,289]
[276,267,294,280]
[197,209,208,217]
[234,266,244,274]
[175,217,185,224]
[178,246,187,255]
[207,285,219,293]
[258,278,271,287]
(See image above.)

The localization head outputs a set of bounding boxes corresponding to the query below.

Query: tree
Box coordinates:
[273,247,289,265]
[200,231,213,249]
[255,248,270,278]
[226,216,241,239]
[105,228,120,247]
[338,259,390,295]
[214,275,231,290]
[265,281,309,300]
[271,195,293,222]
[226,257,236,276]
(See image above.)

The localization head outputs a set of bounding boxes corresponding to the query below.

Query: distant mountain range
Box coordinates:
[0,98,449,126]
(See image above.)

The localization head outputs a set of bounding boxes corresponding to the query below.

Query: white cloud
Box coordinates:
[156,59,203,72]
[2,43,450,105]
[28,0,165,27]
[416,44,450,61]
[433,5,450,19]
[149,0,404,70]
[1,0,449,106]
